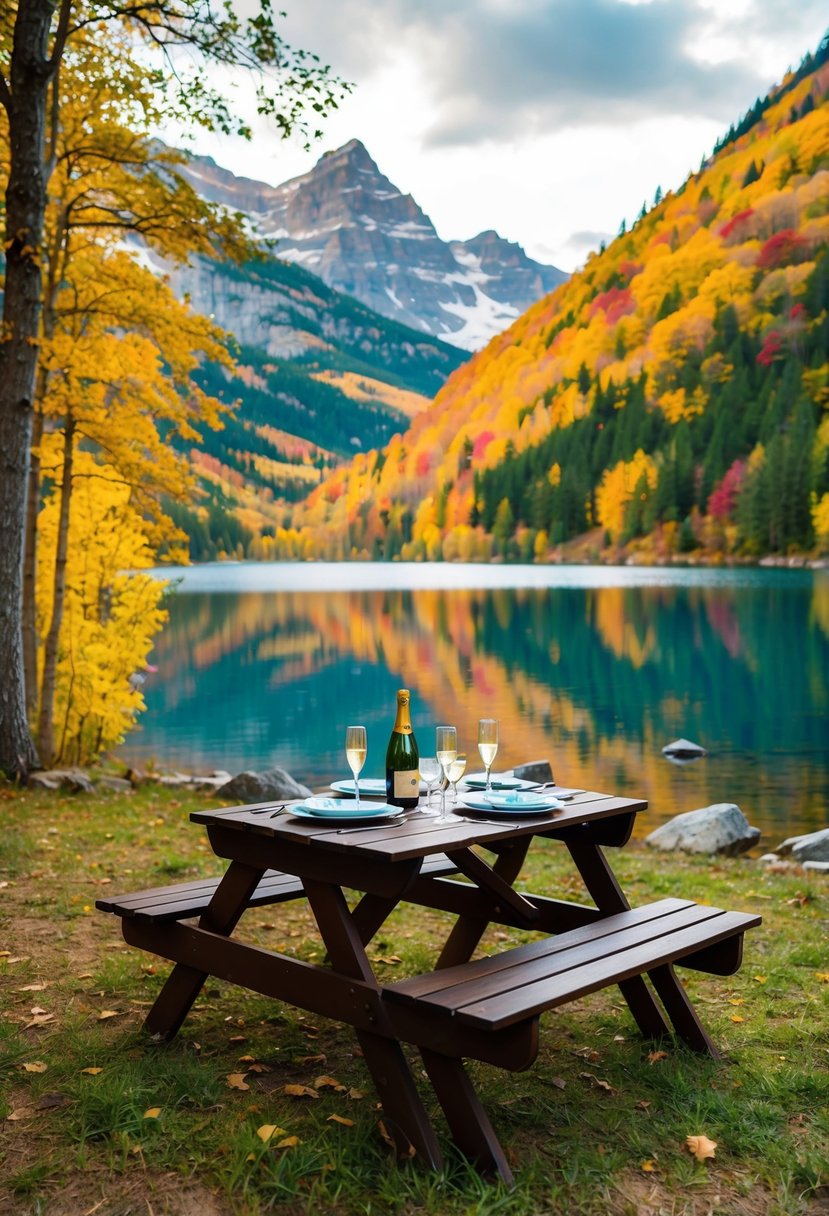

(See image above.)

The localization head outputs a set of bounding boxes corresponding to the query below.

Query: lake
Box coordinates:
[118,562,829,845]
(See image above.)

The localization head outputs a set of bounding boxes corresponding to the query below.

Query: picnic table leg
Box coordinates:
[144,861,265,1041]
[565,832,673,1042]
[646,964,720,1057]
[302,878,444,1170]
[435,838,531,969]
[419,1048,514,1185]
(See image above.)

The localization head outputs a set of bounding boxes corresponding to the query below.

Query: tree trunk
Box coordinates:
[22,407,44,719]
[36,413,74,767]
[0,0,57,779]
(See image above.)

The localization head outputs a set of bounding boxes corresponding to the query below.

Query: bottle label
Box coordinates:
[393,770,420,799]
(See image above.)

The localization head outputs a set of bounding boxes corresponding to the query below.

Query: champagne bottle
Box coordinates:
[385,688,420,808]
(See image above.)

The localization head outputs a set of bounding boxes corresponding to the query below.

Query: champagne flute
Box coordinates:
[345,725,367,808]
[447,753,467,804]
[435,725,457,820]
[478,719,499,796]
[419,757,441,812]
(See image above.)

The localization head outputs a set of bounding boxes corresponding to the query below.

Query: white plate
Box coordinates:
[460,773,531,791]
[291,797,403,823]
[330,778,388,797]
[459,792,564,816]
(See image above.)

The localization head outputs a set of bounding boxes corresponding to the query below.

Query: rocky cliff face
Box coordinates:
[180,140,568,351]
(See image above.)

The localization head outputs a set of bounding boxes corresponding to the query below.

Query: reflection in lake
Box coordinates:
[119,565,829,841]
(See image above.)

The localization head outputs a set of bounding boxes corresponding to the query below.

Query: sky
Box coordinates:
[170,0,828,273]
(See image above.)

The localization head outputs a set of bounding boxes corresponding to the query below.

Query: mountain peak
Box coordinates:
[177,139,567,351]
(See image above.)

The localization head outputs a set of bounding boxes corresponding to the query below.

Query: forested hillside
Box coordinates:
[278,40,829,563]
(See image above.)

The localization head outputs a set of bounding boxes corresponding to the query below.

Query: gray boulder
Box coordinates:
[218,767,312,804]
[777,828,829,863]
[645,803,761,856]
[514,759,553,784]
[802,861,829,874]
[28,767,94,794]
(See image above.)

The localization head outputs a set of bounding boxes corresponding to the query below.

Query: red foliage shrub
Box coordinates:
[588,286,635,325]
[472,430,495,460]
[707,459,746,520]
[756,330,783,366]
[415,450,431,477]
[756,228,808,270]
[719,208,754,240]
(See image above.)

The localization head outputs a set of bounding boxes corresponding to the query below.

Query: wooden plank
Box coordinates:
[423,904,724,1013]
[388,900,695,1001]
[457,910,760,1029]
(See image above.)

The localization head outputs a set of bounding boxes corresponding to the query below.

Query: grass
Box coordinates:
[0,781,827,1215]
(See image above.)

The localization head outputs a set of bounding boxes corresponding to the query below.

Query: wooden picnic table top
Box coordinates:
[190,789,647,863]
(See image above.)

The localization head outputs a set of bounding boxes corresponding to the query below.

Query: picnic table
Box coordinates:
[97,788,760,1184]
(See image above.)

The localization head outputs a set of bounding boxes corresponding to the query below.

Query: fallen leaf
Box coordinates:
[97,1010,120,1021]
[636,1100,652,1110]
[226,1073,250,1091]
[298,1053,326,1066]
[347,1088,366,1099]
[731,1015,745,1024]
[816,973,829,983]
[314,1075,346,1091]
[686,1133,717,1162]
[647,1050,668,1064]
[579,1071,617,1094]
[282,1084,318,1099]
[18,983,48,992]
[641,1159,657,1172]
[143,1107,161,1119]
[256,1124,285,1143]
[753,975,767,984]
[248,1062,272,1074]
[80,1067,103,1075]
[275,1135,300,1149]
[6,1107,32,1121]
[550,1077,566,1090]
[21,1061,47,1073]
[228,1034,246,1043]
[728,998,744,1006]
[327,1114,354,1126]
[30,1006,48,1016]
[24,1011,56,1029]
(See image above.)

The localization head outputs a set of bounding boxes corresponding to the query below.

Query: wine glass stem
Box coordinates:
[485,766,491,795]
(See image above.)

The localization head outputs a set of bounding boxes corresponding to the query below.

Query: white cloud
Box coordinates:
[165,1,827,272]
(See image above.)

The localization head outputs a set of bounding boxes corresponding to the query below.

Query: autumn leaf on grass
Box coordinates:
[327,1114,354,1127]
[275,1135,300,1149]
[226,1073,250,1091]
[24,1008,56,1029]
[641,1159,658,1172]
[97,1010,120,1021]
[143,1108,161,1119]
[256,1124,285,1143]
[298,1053,326,1066]
[686,1134,717,1162]
[80,1067,103,1076]
[21,1062,47,1073]
[6,1107,33,1122]
[18,983,49,992]
[647,1050,668,1064]
[314,1075,346,1092]
[816,973,829,983]
[282,1084,318,1099]
[579,1071,617,1094]
[347,1088,366,1100]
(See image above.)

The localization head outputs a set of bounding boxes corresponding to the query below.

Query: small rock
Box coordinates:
[758,853,781,864]
[802,861,829,873]
[513,760,554,784]
[218,767,312,803]
[191,771,233,790]
[158,772,194,787]
[777,828,829,863]
[661,738,707,759]
[645,803,761,856]
[27,768,94,794]
[96,775,133,793]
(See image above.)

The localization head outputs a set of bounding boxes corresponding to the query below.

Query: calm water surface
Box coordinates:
[119,563,829,844]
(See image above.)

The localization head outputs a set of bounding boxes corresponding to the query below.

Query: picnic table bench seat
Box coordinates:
[96,854,459,924]
[385,897,760,1040]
